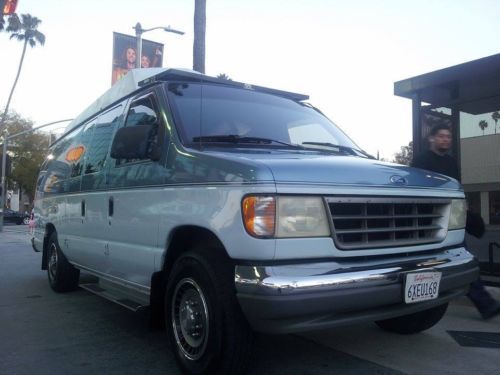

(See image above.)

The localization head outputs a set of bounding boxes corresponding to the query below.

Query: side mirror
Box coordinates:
[110,125,158,160]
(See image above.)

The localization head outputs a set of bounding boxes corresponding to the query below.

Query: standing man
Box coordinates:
[412,123,500,319]
[411,123,460,180]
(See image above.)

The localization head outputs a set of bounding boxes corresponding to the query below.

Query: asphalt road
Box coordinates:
[1,226,499,375]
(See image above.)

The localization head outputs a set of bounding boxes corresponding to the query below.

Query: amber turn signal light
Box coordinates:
[242,196,275,237]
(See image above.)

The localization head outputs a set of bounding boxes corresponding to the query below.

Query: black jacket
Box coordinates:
[411,150,460,181]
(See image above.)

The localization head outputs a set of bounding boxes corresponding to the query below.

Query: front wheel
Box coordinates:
[375,303,448,334]
[165,247,253,374]
[47,232,80,292]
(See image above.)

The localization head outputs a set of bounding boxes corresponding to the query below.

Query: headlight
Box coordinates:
[448,199,466,230]
[276,196,330,237]
[242,196,330,238]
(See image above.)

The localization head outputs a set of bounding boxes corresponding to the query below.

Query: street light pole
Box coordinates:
[1,129,9,220]
[133,22,185,69]
[135,22,143,70]
[0,118,72,232]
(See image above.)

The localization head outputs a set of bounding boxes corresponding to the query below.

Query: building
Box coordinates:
[461,132,500,225]
[394,53,500,225]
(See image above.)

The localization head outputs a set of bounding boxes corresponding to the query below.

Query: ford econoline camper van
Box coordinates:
[33,68,478,374]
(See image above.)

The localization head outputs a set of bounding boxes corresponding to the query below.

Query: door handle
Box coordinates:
[81,200,86,217]
[108,196,114,217]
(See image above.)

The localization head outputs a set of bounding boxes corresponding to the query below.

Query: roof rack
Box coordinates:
[142,69,310,102]
[65,68,309,134]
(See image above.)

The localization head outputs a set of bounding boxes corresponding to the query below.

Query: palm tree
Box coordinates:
[0,14,45,131]
[193,0,206,73]
[491,111,500,134]
[217,73,231,80]
[478,120,488,135]
[0,14,17,37]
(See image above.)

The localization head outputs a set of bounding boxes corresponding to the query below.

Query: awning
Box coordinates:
[394,53,500,115]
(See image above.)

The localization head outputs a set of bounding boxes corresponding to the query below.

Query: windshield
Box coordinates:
[166,82,360,152]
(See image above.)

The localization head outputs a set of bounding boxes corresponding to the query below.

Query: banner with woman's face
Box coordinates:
[111,32,164,85]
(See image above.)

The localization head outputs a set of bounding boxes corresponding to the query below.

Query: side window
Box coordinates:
[84,105,122,175]
[42,127,82,194]
[116,94,160,165]
[70,121,95,178]
[125,96,158,128]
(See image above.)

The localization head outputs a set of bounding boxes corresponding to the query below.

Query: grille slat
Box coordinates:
[335,225,442,235]
[327,197,450,250]
[330,214,442,220]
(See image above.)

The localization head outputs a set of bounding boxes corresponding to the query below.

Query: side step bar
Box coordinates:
[80,281,149,312]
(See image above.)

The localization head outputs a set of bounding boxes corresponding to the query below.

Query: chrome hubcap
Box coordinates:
[48,243,58,280]
[172,278,209,360]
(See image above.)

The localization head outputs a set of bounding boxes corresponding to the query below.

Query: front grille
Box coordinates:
[326,197,450,250]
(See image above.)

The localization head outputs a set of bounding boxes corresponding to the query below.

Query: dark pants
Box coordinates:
[467,279,496,313]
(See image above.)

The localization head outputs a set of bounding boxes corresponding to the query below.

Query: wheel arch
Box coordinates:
[149,225,232,329]
[41,223,57,270]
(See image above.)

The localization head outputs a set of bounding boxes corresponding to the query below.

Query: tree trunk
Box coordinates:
[0,39,28,130]
[193,0,206,73]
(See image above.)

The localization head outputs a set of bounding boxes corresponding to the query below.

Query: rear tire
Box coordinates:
[375,303,448,334]
[165,247,253,374]
[47,232,80,293]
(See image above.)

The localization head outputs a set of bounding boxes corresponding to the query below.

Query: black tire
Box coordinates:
[23,217,30,225]
[165,247,253,374]
[47,232,80,293]
[16,219,23,225]
[375,303,449,334]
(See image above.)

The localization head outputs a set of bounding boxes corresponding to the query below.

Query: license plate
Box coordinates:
[404,271,441,304]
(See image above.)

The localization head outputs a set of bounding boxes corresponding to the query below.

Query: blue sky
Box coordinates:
[1,0,500,159]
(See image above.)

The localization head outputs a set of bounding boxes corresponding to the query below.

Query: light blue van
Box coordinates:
[33,68,478,374]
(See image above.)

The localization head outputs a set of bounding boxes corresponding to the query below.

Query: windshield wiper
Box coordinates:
[193,135,306,149]
[301,142,374,158]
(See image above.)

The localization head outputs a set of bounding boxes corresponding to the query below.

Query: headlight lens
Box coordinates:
[276,196,330,238]
[448,199,466,230]
[242,196,331,238]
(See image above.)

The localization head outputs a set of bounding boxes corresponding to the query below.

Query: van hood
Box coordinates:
[220,151,461,190]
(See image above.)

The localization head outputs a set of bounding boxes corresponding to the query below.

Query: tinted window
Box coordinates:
[124,97,158,128]
[84,105,122,175]
[116,95,160,165]
[167,83,358,150]
[42,127,82,194]
[70,121,95,178]
[108,94,168,188]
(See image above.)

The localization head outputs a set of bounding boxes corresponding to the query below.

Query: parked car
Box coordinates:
[32,68,479,374]
[2,208,29,225]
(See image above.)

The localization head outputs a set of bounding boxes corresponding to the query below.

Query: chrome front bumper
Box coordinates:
[235,247,478,333]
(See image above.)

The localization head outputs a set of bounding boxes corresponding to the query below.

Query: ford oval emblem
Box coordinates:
[390,175,407,185]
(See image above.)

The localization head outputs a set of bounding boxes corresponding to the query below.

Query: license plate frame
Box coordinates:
[404,271,442,304]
